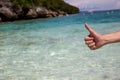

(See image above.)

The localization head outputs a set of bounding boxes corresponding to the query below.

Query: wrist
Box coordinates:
[102,34,111,45]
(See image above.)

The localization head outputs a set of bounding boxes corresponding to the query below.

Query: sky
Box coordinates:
[64,0,120,11]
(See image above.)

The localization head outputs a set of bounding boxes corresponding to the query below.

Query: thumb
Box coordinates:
[85,23,98,36]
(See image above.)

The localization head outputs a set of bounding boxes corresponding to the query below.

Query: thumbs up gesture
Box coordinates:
[84,24,106,50]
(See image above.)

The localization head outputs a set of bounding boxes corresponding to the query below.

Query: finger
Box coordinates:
[88,42,95,47]
[85,23,98,35]
[90,46,97,50]
[84,36,94,41]
[85,23,94,33]
[85,40,94,44]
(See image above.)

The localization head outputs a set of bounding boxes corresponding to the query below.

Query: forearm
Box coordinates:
[103,31,120,44]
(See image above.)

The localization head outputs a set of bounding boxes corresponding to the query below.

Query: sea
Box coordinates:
[0,10,120,80]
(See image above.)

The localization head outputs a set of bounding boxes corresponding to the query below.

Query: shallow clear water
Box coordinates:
[0,11,120,80]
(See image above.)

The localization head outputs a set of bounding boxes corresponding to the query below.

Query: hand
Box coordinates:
[84,24,106,50]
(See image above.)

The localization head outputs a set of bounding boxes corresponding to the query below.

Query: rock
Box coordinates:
[12,5,22,16]
[0,17,2,22]
[57,10,68,16]
[0,1,13,8]
[0,7,17,21]
[26,9,37,19]
[47,10,58,17]
[0,0,10,2]
[35,7,58,18]
[35,7,48,18]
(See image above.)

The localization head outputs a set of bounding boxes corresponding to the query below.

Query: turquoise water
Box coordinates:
[0,11,120,80]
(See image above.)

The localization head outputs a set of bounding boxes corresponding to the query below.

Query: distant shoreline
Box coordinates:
[81,9,120,13]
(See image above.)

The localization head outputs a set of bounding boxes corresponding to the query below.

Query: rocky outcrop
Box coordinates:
[57,10,68,16]
[0,7,17,21]
[26,9,37,19]
[35,7,49,18]
[0,17,2,22]
[35,7,68,18]
[0,1,68,22]
[47,10,58,17]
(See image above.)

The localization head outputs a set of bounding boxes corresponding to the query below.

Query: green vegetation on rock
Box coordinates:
[11,0,79,14]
